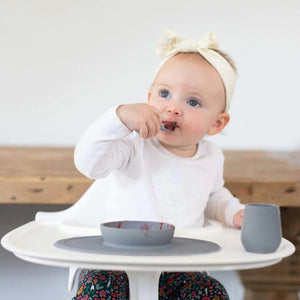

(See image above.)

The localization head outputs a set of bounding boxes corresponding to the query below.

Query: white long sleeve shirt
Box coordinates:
[65,106,244,229]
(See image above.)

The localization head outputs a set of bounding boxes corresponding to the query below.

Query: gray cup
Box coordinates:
[241,203,282,253]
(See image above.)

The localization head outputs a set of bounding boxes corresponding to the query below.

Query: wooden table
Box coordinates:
[0,147,299,299]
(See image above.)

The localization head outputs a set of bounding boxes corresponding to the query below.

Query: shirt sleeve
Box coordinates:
[74,105,133,179]
[205,147,245,227]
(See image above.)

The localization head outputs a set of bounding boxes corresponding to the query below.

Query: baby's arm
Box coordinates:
[117,103,161,139]
[74,103,162,179]
[205,144,245,228]
[206,187,244,228]
[74,106,133,179]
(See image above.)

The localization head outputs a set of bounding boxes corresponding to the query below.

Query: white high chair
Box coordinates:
[35,200,223,292]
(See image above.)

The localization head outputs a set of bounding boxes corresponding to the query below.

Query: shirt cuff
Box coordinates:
[225,200,245,227]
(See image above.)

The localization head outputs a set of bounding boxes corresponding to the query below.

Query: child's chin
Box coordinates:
[157,132,175,140]
[157,135,180,146]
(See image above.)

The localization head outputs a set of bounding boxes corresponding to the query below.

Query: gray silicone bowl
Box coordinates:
[100,220,175,248]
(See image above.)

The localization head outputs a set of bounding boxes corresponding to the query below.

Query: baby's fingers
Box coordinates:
[146,119,161,138]
[233,209,244,228]
[138,120,159,139]
[149,109,162,136]
[137,124,149,139]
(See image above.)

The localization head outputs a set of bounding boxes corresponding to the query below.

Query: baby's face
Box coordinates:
[148,53,227,157]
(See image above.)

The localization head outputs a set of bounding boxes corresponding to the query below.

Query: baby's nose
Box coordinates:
[167,102,183,116]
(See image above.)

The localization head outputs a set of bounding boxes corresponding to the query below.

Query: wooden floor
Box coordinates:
[0,147,299,299]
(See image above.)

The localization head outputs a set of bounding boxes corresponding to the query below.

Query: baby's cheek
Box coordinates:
[187,124,207,140]
[148,97,162,107]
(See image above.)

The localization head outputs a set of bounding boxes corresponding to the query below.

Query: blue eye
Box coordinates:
[160,90,171,98]
[187,99,200,107]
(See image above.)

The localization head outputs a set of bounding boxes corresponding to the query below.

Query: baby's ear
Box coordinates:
[207,112,230,135]
[147,91,152,102]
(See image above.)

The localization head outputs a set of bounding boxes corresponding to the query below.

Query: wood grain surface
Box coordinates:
[0,147,299,206]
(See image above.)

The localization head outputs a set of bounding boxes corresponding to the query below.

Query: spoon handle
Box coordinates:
[135,124,171,134]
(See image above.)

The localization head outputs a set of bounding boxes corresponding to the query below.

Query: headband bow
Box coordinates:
[155,29,236,112]
[156,29,219,57]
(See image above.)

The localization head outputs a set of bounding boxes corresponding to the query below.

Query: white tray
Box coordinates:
[1,220,295,271]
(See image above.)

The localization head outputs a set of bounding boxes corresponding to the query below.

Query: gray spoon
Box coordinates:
[136,124,171,134]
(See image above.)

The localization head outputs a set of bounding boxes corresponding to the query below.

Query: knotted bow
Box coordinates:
[156,29,219,57]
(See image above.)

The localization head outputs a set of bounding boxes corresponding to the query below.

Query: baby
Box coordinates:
[73,29,244,230]
[70,29,245,299]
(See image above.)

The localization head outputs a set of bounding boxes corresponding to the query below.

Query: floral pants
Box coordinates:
[72,270,229,300]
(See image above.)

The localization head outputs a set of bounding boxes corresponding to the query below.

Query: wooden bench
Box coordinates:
[1,147,299,299]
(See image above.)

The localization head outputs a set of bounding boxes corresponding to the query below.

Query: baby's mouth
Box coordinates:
[162,122,177,132]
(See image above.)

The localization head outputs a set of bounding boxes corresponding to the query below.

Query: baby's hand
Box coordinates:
[117,103,161,138]
[233,209,244,228]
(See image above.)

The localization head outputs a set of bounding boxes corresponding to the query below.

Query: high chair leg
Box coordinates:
[68,267,79,291]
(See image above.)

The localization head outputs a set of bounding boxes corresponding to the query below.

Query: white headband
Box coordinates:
[155,29,236,112]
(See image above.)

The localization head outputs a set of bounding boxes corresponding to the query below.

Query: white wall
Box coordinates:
[0,0,299,150]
